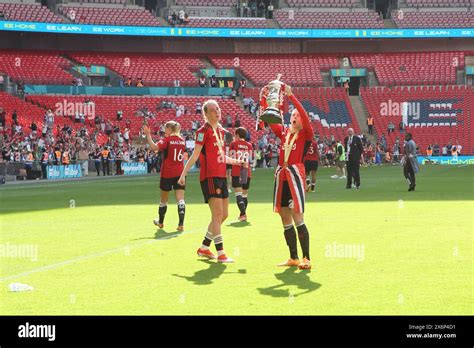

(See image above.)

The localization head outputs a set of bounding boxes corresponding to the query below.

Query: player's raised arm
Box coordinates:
[142,125,159,151]
[178,144,202,185]
[286,85,313,138]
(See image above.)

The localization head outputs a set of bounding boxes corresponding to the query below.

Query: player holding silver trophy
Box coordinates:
[257,76,315,270]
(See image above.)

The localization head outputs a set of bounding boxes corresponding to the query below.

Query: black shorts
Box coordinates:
[200,177,229,203]
[231,176,251,190]
[160,176,185,192]
[304,160,319,173]
[226,164,232,171]
[279,181,293,208]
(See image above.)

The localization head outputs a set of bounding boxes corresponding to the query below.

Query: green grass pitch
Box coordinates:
[1,165,472,315]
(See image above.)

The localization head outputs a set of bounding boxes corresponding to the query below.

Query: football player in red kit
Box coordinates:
[178,100,247,263]
[143,121,186,231]
[303,135,319,192]
[259,84,314,270]
[229,127,253,222]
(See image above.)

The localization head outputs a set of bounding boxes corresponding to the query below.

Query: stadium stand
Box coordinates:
[405,0,470,8]
[23,95,256,143]
[0,3,63,23]
[209,54,340,87]
[0,91,48,129]
[350,51,465,86]
[69,53,204,87]
[244,86,360,138]
[0,50,74,85]
[393,10,473,28]
[360,85,474,154]
[175,0,236,6]
[274,10,384,28]
[175,17,268,28]
[58,5,161,26]
[286,0,362,7]
[75,0,127,4]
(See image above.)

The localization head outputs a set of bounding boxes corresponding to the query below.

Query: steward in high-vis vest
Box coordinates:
[101,146,111,176]
[367,117,374,135]
[62,150,70,165]
[54,148,62,165]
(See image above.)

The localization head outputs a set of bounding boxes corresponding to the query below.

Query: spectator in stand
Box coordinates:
[234,115,241,128]
[199,76,206,87]
[210,75,217,87]
[250,1,257,17]
[126,77,132,87]
[0,107,5,127]
[231,89,237,101]
[343,80,350,95]
[195,101,202,115]
[176,106,182,118]
[30,121,37,137]
[258,0,265,17]
[455,141,462,155]
[174,79,180,87]
[267,3,274,19]
[399,121,404,133]
[171,11,177,26]
[12,110,18,126]
[183,13,190,24]
[226,114,233,128]
[446,142,453,156]
[239,79,247,95]
[105,121,113,136]
[387,121,395,134]
[117,110,123,121]
[136,78,144,87]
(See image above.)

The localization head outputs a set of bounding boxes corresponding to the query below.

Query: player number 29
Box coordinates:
[174,148,184,162]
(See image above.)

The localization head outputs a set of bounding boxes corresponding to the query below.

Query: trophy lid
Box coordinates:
[268,73,283,85]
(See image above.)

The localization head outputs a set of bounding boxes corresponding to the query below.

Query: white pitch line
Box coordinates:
[0,228,201,282]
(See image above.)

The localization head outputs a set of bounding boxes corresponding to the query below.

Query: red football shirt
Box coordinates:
[158,135,186,178]
[229,139,253,177]
[195,123,227,181]
[304,140,319,161]
[268,94,314,166]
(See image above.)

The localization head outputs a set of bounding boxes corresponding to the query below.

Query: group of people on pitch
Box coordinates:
[142,83,418,271]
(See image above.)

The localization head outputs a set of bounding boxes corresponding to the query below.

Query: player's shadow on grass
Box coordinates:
[132,229,182,241]
[227,221,251,228]
[257,267,321,298]
[172,260,227,285]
